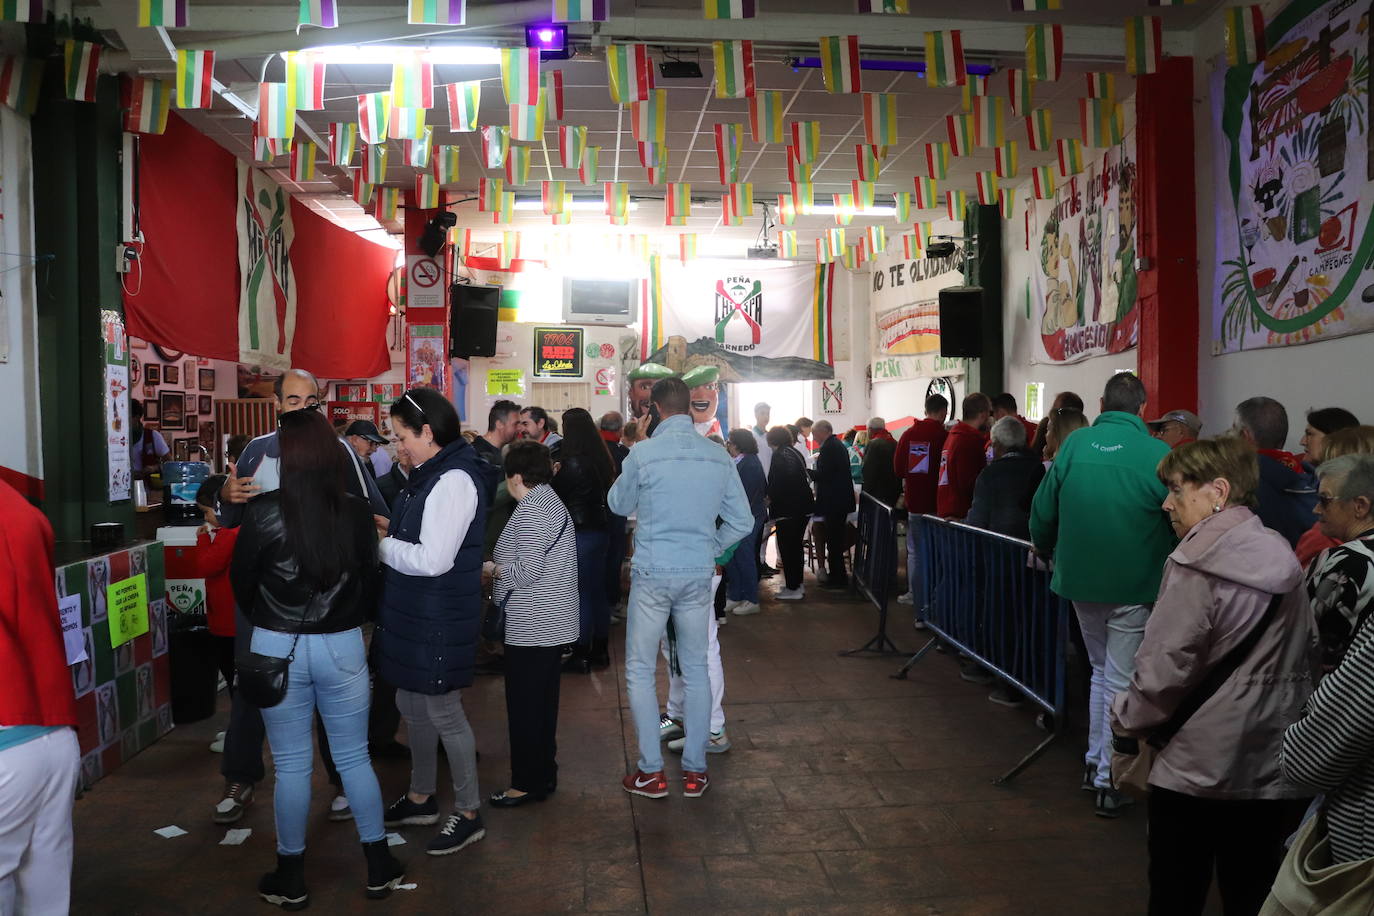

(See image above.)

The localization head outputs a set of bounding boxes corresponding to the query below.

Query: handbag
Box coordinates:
[484,514,569,643]
[1110,591,1285,797]
[1260,813,1374,915]
[234,630,301,709]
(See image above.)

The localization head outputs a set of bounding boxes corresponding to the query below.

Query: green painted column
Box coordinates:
[961,203,1004,399]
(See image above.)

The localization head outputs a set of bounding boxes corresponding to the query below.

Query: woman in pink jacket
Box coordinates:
[1111,437,1318,916]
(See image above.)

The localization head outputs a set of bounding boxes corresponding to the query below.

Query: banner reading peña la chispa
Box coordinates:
[1029,124,1139,363]
[236,161,298,372]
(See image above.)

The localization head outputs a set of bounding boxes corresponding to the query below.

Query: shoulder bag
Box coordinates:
[1260,812,1374,915]
[235,591,313,709]
[1111,591,1285,797]
[484,512,570,643]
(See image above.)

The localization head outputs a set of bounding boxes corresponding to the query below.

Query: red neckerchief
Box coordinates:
[870,428,894,442]
[1258,448,1303,473]
[599,429,620,445]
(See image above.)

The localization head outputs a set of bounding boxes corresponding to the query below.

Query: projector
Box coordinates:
[659,60,704,79]
[747,247,778,259]
[925,240,957,259]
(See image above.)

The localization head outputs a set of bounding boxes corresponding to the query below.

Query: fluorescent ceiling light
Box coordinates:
[512,197,639,211]
[809,204,896,216]
[291,45,503,65]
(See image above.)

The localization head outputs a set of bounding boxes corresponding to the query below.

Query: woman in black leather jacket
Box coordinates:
[230,408,401,908]
[551,408,616,672]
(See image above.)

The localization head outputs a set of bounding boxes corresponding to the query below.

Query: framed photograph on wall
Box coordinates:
[143,399,159,422]
[159,391,184,430]
[183,360,195,389]
[198,368,215,391]
[198,395,212,415]
[145,364,160,385]
[163,364,179,386]
[198,419,215,450]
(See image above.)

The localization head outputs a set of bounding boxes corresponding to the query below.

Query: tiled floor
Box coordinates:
[70,572,1152,915]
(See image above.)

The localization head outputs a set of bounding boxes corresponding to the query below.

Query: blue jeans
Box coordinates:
[253,627,386,855]
[576,528,610,642]
[624,573,711,773]
[725,516,762,602]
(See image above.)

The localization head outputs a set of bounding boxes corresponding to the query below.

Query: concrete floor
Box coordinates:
[70,570,1153,915]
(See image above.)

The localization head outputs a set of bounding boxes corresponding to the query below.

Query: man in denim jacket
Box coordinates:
[609,377,754,799]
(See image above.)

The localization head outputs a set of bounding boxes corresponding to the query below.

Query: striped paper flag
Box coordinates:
[0,1,44,22]
[946,189,968,221]
[497,228,518,263]
[998,186,1016,220]
[638,140,667,169]
[408,0,465,24]
[403,127,433,167]
[374,186,399,222]
[606,44,651,104]
[722,194,743,227]
[946,114,973,156]
[1056,137,1083,176]
[351,172,374,206]
[914,177,939,209]
[713,40,755,99]
[605,181,629,217]
[543,180,568,214]
[388,105,426,140]
[679,233,697,263]
[856,144,882,181]
[608,212,629,226]
[552,205,572,227]
[290,140,317,182]
[1225,6,1266,67]
[1031,165,1056,199]
[786,152,812,185]
[1025,108,1052,151]
[778,230,798,258]
[124,77,171,134]
[138,0,187,28]
[358,92,389,143]
[816,239,832,264]
[329,122,358,166]
[866,225,886,254]
[493,191,515,224]
[923,142,949,179]
[446,81,480,132]
[257,82,295,139]
[449,226,473,261]
[1080,99,1122,147]
[553,0,607,21]
[924,30,965,87]
[1085,72,1116,100]
[893,192,911,222]
[509,93,547,142]
[844,242,861,270]
[715,123,742,184]
[902,232,918,259]
[791,181,814,213]
[748,90,784,143]
[973,96,1004,147]
[727,182,753,217]
[64,40,100,103]
[505,145,531,184]
[580,146,600,183]
[851,180,875,210]
[543,70,564,120]
[646,164,667,185]
[863,93,897,145]
[415,174,440,209]
[666,182,691,222]
[501,48,540,106]
[482,125,509,168]
[703,0,755,18]
[826,229,845,260]
[819,35,861,94]
[995,142,1019,178]
[0,57,43,115]
[832,198,854,228]
[975,171,998,205]
[390,51,433,109]
[1025,24,1063,81]
[559,124,586,168]
[299,0,337,29]
[1008,0,1059,8]
[790,121,820,162]
[1007,68,1032,116]
[433,145,461,184]
[776,193,797,225]
[960,74,988,112]
[360,143,387,185]
[858,0,908,12]
[175,49,214,109]
[632,89,667,144]
[1125,16,1163,75]
[478,177,504,211]
[287,51,326,111]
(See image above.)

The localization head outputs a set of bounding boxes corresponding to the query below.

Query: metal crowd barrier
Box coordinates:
[893,514,1072,784]
[841,491,903,657]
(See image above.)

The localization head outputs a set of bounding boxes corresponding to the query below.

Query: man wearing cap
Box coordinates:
[344,420,389,478]
[1148,409,1202,449]
[682,365,723,439]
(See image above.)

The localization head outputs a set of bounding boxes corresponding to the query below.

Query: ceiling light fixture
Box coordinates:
[512,197,639,211]
[524,23,569,60]
[809,203,896,216]
[786,56,996,77]
[291,45,504,65]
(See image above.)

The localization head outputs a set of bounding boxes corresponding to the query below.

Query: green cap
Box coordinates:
[681,365,720,388]
[627,362,675,381]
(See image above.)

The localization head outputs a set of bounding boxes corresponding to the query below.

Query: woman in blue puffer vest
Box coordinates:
[373,388,491,858]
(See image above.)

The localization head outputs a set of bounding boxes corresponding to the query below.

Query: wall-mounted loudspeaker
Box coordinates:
[938,286,985,359]
[450,284,500,358]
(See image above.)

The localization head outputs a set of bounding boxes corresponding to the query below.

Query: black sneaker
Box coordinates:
[1081,764,1098,792]
[383,794,440,827]
[1095,787,1135,819]
[426,812,486,856]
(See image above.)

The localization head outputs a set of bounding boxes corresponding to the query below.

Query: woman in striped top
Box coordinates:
[488,440,579,807]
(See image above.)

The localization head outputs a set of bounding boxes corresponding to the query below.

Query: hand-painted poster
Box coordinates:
[236,161,298,372]
[1214,0,1374,352]
[1029,135,1139,363]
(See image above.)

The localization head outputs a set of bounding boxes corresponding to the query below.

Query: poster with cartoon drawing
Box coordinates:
[1029,133,1140,363]
[1214,0,1374,352]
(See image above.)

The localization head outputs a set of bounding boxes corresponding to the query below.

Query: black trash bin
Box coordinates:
[168,622,220,724]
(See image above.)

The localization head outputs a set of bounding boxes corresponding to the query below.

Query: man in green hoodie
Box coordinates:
[1030,372,1174,819]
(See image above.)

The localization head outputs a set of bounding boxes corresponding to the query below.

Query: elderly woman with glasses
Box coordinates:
[1299,453,1374,674]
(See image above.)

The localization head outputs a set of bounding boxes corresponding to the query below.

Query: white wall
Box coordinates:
[0,106,42,482]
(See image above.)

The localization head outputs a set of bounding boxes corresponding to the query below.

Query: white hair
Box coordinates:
[867,417,886,432]
[990,416,1027,451]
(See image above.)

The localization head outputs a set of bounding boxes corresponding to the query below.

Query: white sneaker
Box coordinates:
[731,601,761,616]
[668,729,731,754]
[776,587,805,601]
[209,731,226,753]
[722,599,742,613]
[329,794,354,822]
[896,592,914,606]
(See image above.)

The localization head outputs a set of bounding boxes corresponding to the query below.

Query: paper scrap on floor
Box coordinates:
[154,826,188,839]
[220,828,251,846]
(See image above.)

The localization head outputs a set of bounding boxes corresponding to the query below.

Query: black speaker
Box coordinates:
[938,286,984,358]
[450,284,500,358]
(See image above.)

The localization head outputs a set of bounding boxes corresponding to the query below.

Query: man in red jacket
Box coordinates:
[992,393,1039,449]
[937,392,992,520]
[894,394,949,606]
[0,480,80,915]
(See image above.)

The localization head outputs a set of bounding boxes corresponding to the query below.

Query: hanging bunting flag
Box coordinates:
[284,51,325,111]
[376,186,402,222]
[666,182,691,222]
[831,192,854,224]
[482,125,510,168]
[994,141,1019,178]
[973,96,1004,147]
[722,194,743,227]
[851,180,875,210]
[1007,68,1032,116]
[727,182,753,217]
[866,225,886,254]
[360,142,388,185]
[388,105,426,140]
[415,174,440,209]
[791,181,814,213]
[715,123,742,184]
[175,49,214,109]
[786,152,812,185]
[449,226,473,261]
[1079,98,1123,147]
[351,171,374,206]
[748,90,784,143]
[1025,24,1063,81]
[543,70,564,120]
[924,30,965,87]
[826,228,846,260]
[479,177,504,211]
[712,40,755,99]
[790,121,821,162]
[960,74,989,112]
[543,180,568,214]
[777,193,797,225]
[1085,72,1116,100]
[855,144,882,181]
[819,35,861,94]
[1025,108,1052,151]
[553,0,608,21]
[1,0,45,22]
[358,91,389,143]
[433,145,461,184]
[505,144,531,184]
[604,181,629,217]
[998,186,1016,221]
[858,0,908,11]
[816,238,832,264]
[124,77,172,134]
[678,233,697,263]
[497,230,519,266]
[631,88,667,144]
[500,47,540,106]
[1008,0,1060,9]
[551,206,572,227]
[902,232,918,259]
[945,113,973,156]
[975,171,999,205]
[606,43,652,105]
[403,127,434,168]
[0,57,42,115]
[445,81,480,131]
[923,142,950,179]
[914,177,939,210]
[579,146,600,183]
[1125,16,1162,75]
[946,189,968,221]
[609,212,630,226]
[703,0,755,18]
[1056,137,1083,176]
[559,124,586,168]
[138,0,188,27]
[1224,5,1265,67]
[509,92,547,142]
[299,0,337,29]
[257,82,295,139]
[863,92,897,145]
[253,134,291,163]
[637,140,667,169]
[64,40,101,104]
[493,191,515,224]
[408,0,465,25]
[390,51,433,110]
[893,192,911,222]
[778,230,798,258]
[328,122,358,166]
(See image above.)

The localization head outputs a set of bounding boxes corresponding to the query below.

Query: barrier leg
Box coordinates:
[890,636,938,680]
[993,727,1060,786]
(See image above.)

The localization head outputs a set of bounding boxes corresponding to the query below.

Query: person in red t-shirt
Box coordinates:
[894,394,949,606]
[992,393,1039,453]
[937,393,992,520]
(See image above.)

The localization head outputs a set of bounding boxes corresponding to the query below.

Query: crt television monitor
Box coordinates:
[562,276,637,326]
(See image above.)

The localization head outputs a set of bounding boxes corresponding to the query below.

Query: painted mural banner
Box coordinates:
[236,161,298,371]
[871,253,965,357]
[1029,138,1139,363]
[1214,0,1374,352]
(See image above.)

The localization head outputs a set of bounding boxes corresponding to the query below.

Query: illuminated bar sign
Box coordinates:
[533,326,583,378]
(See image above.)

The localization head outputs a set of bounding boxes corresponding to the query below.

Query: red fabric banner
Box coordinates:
[124,113,393,379]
